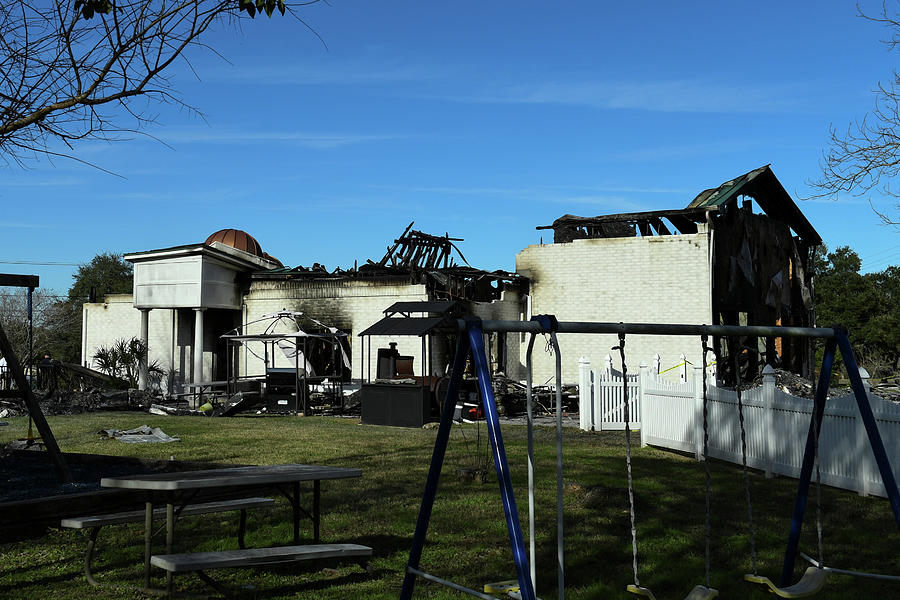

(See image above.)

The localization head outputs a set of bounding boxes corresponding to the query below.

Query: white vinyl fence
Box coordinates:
[578,357,900,499]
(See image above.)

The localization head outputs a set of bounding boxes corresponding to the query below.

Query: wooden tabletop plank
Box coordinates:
[101,464,362,491]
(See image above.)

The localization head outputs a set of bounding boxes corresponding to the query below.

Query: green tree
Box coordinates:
[68,252,133,304]
[866,265,900,373]
[815,245,900,377]
[43,252,134,364]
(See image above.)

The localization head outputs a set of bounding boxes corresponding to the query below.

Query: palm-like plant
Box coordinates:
[93,337,163,389]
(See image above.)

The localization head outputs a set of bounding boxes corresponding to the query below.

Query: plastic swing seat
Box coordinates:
[627,584,719,600]
[744,567,827,598]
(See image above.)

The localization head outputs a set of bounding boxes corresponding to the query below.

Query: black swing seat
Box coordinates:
[744,567,827,598]
[627,583,719,600]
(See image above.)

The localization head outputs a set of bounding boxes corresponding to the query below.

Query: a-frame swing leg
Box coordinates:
[469,322,537,600]
[836,329,900,524]
[400,330,471,600]
[780,337,836,587]
[400,321,536,600]
[780,328,900,586]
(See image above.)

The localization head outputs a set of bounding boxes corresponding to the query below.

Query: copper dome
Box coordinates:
[263,252,284,268]
[205,229,263,257]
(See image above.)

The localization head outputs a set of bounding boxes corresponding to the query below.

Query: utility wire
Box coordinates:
[0,260,80,266]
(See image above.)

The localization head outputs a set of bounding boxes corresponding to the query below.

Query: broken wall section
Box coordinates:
[516,229,713,385]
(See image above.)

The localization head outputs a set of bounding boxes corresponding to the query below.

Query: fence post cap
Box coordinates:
[858,366,870,379]
[762,364,776,376]
[579,355,590,365]
[639,361,648,368]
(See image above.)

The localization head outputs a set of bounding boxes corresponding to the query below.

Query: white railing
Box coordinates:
[578,357,900,499]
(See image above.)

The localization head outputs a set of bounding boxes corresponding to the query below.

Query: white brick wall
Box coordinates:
[515,232,712,383]
[244,278,429,380]
[82,294,178,391]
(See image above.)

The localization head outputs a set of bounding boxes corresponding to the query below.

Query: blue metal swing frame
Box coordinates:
[400,317,538,600]
[780,327,900,587]
[399,318,900,599]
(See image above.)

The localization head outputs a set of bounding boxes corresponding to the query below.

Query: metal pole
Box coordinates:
[27,286,33,435]
[27,287,33,387]
[406,567,498,600]
[464,319,836,340]
[525,333,537,591]
[550,331,565,600]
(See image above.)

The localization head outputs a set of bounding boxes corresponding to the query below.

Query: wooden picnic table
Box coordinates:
[101,463,362,594]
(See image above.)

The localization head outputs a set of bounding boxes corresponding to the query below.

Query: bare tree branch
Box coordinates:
[808,1,900,226]
[0,1,321,167]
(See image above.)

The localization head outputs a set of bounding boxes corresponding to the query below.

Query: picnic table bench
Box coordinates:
[151,543,373,596]
[100,463,367,596]
[62,497,275,587]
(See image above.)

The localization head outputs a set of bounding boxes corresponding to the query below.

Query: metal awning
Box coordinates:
[357,316,450,337]
[383,300,459,315]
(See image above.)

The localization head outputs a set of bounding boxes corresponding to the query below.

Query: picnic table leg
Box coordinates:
[84,527,102,586]
[313,480,321,544]
[144,501,153,590]
[293,482,301,544]
[166,502,175,595]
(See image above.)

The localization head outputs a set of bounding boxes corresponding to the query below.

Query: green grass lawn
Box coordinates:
[1,413,899,599]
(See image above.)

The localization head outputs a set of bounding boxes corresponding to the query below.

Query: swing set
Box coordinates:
[398,317,900,600]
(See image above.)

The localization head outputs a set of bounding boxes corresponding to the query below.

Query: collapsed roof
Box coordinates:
[252,222,525,303]
[537,166,822,247]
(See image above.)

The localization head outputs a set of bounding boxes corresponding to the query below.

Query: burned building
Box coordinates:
[518,165,821,385]
[81,224,525,399]
[244,224,526,387]
[81,165,821,404]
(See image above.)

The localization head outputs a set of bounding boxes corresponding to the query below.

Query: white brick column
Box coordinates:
[138,308,150,390]
[193,308,205,386]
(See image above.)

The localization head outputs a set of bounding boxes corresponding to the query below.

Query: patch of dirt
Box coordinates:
[0,445,165,503]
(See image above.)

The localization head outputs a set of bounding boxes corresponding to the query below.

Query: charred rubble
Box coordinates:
[252,222,527,303]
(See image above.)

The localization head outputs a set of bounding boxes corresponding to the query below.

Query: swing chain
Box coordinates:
[733,343,758,576]
[701,334,712,589]
[616,333,641,588]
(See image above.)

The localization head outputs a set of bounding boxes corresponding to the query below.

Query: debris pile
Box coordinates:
[0,388,156,417]
[491,373,578,417]
[745,368,900,403]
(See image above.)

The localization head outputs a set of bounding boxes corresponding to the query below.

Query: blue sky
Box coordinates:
[3,0,900,294]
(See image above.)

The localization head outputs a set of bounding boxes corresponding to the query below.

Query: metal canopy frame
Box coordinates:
[221,330,347,415]
[399,317,900,600]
